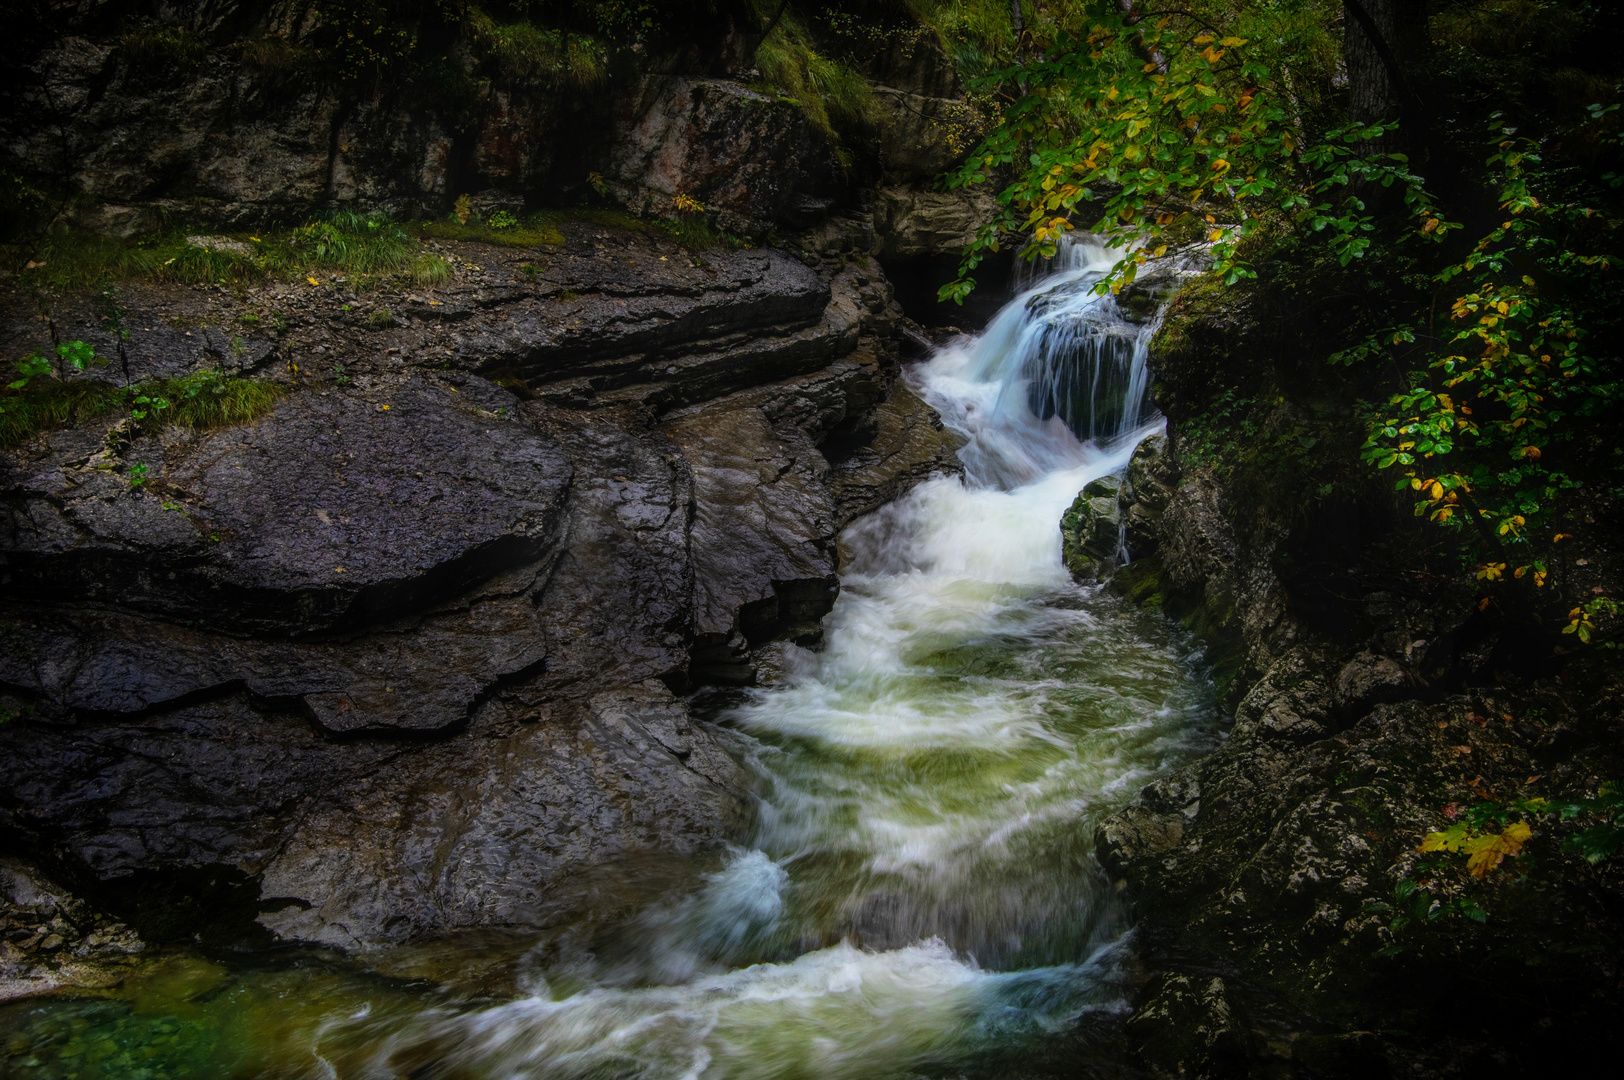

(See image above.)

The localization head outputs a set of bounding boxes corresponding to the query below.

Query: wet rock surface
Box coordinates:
[0,224,963,961]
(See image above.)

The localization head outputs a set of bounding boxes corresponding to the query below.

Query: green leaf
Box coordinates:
[1565,824,1624,864]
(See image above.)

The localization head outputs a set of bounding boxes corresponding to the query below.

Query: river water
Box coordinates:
[0,244,1219,1080]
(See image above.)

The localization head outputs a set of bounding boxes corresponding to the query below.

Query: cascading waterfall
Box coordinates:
[0,241,1218,1080]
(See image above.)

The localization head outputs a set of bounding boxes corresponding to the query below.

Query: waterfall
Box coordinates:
[72,240,1216,1080]
[915,238,1159,493]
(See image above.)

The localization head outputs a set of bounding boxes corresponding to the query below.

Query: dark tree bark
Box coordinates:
[1342,0,1434,208]
[1343,0,1428,131]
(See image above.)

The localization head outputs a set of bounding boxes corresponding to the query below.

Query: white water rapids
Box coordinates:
[300,242,1221,1079]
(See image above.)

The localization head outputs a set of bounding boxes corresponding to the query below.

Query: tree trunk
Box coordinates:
[1343,0,1428,132]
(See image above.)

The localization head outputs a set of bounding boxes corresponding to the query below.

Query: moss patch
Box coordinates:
[418,213,566,249]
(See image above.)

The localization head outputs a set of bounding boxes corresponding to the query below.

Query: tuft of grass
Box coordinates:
[410,252,455,285]
[0,380,122,447]
[239,35,311,71]
[752,7,879,137]
[294,211,417,275]
[158,370,286,430]
[368,307,398,329]
[19,212,438,290]
[467,9,607,90]
[120,24,209,71]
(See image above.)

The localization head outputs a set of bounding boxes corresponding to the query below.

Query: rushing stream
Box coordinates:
[0,242,1219,1080]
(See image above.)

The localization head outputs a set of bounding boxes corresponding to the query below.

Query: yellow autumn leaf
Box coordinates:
[1464,822,1531,877]
[1430,482,1444,501]
[307,277,320,286]
[1218,36,1247,46]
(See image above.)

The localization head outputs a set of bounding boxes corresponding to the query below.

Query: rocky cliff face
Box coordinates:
[1063,276,1624,1078]
[0,1,995,973]
[0,213,963,963]
[1,1,997,260]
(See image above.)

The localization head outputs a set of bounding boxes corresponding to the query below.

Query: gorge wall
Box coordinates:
[1063,266,1624,1078]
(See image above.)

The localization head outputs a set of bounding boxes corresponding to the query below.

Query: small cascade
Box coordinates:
[912,237,1160,490]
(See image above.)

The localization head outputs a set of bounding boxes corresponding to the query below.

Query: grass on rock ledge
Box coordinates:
[8,204,739,292]
[0,368,286,448]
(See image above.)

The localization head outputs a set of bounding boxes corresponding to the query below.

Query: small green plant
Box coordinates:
[1548,782,1624,864]
[1563,596,1620,647]
[8,351,53,389]
[367,307,397,329]
[1366,875,1487,955]
[128,462,149,487]
[410,253,453,285]
[1,359,284,447]
[487,210,519,230]
[130,388,169,423]
[15,340,101,384]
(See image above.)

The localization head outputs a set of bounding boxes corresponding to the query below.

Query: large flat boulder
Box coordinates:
[3,379,572,635]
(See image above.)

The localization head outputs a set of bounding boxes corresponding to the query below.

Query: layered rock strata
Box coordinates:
[0,219,963,952]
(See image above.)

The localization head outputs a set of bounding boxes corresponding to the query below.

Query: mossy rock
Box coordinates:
[1060,480,1124,580]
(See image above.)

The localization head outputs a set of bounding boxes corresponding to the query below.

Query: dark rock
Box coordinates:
[257,682,746,949]
[1233,648,1336,745]
[1332,650,1413,718]
[0,222,962,959]
[873,186,1001,261]
[3,380,574,636]
[1127,432,1175,515]
[605,76,840,234]
[1125,972,1255,1078]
